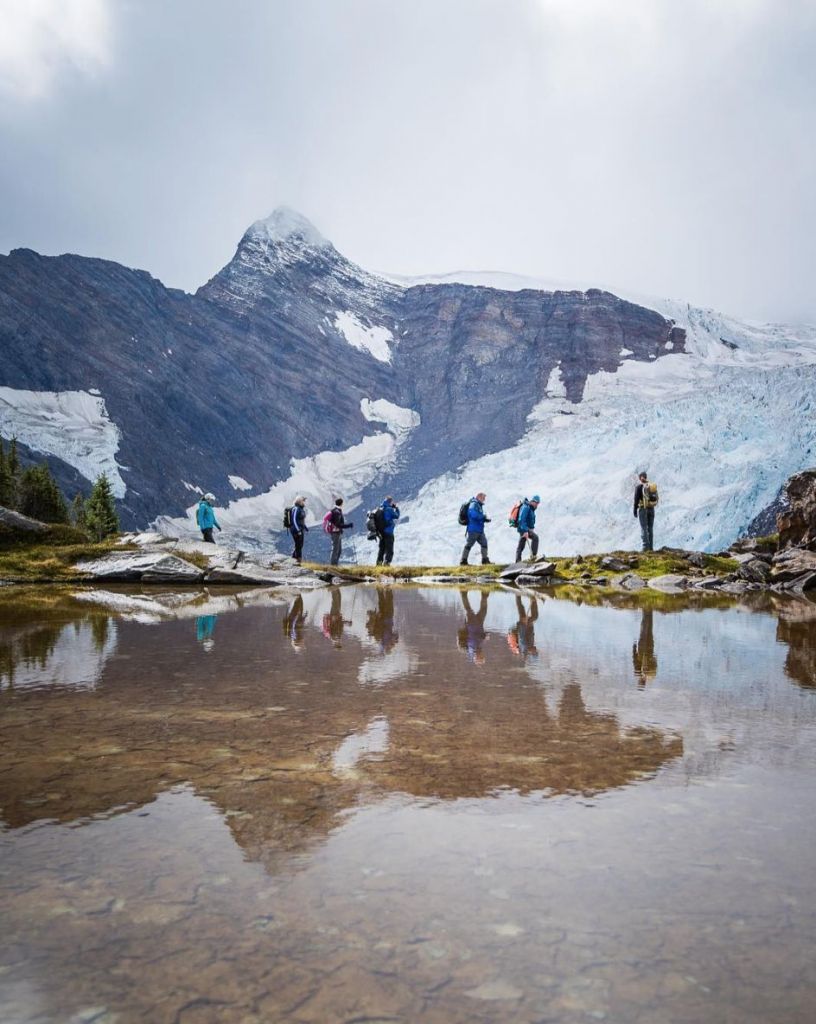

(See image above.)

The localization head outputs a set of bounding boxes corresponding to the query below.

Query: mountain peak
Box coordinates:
[245,206,329,250]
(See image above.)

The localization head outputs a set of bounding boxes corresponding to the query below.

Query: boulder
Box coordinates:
[76,551,205,582]
[731,535,779,555]
[693,576,727,590]
[777,469,816,549]
[647,574,689,593]
[515,573,557,586]
[686,551,707,568]
[617,573,646,591]
[499,560,555,580]
[780,572,816,594]
[736,558,771,583]
[600,556,630,572]
[206,564,288,585]
[0,506,48,533]
[771,547,816,583]
[719,581,752,594]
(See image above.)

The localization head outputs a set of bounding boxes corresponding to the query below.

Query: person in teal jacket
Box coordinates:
[516,495,540,561]
[196,493,221,543]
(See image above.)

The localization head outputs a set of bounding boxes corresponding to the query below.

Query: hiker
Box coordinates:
[459,491,492,565]
[633,471,658,551]
[196,493,221,543]
[289,496,308,562]
[515,495,541,562]
[376,496,400,566]
[457,590,489,665]
[325,497,354,566]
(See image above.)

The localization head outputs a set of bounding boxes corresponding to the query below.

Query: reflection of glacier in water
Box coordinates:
[0,617,118,691]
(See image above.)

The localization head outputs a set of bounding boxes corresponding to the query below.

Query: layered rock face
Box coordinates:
[777,469,816,549]
[0,209,682,530]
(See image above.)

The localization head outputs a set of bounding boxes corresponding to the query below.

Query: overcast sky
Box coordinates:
[1,0,814,322]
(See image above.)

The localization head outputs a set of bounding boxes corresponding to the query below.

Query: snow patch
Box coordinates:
[0,387,126,497]
[333,311,394,363]
[620,348,634,357]
[360,398,420,438]
[544,364,567,399]
[228,475,253,492]
[247,207,329,250]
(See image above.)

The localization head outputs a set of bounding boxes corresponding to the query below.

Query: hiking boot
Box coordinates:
[481,559,492,565]
[459,560,468,566]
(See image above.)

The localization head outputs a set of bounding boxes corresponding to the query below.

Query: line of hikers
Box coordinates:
[195,471,659,562]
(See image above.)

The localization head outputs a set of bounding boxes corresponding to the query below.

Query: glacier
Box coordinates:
[353,301,816,562]
[0,387,126,497]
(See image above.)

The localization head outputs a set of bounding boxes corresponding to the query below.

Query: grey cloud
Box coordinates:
[0,0,814,322]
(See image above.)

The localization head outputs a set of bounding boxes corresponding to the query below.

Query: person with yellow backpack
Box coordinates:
[633,471,658,551]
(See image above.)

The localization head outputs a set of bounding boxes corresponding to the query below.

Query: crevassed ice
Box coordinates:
[0,387,126,496]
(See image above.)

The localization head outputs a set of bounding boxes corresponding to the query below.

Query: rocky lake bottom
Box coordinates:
[1,583,815,1023]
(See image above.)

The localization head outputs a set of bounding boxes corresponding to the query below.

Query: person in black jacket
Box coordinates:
[290,496,308,562]
[633,472,656,551]
[328,497,354,566]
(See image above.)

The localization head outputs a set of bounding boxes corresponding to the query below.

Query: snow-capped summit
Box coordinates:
[245,206,330,250]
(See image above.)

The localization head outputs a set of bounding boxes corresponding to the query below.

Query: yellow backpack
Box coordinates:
[642,482,659,508]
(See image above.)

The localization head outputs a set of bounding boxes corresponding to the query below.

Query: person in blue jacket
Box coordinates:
[459,491,492,565]
[516,494,541,562]
[196,493,221,543]
[376,496,400,566]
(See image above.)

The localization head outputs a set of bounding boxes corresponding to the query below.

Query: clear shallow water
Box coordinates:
[1,584,815,1024]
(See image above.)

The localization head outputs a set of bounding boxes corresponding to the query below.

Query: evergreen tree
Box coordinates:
[18,464,69,523]
[85,474,119,540]
[1,437,20,509]
[71,493,88,532]
[0,439,11,508]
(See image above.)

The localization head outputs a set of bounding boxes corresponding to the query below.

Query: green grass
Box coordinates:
[307,548,739,582]
[0,532,134,581]
[548,549,739,581]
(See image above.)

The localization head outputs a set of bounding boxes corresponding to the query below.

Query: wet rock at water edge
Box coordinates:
[693,576,727,590]
[648,574,690,593]
[616,573,646,590]
[76,551,205,582]
[501,561,548,580]
[778,571,816,594]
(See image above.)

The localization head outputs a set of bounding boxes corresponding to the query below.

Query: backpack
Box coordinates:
[508,499,522,528]
[322,509,338,534]
[365,508,383,539]
[458,501,470,526]
[643,482,659,508]
[283,505,292,529]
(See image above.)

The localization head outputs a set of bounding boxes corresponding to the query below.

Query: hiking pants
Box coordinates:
[330,531,342,566]
[516,530,539,562]
[291,529,305,561]
[201,528,215,544]
[377,533,394,566]
[461,531,489,564]
[638,507,655,551]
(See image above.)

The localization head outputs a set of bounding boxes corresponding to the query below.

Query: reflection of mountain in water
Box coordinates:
[0,588,685,876]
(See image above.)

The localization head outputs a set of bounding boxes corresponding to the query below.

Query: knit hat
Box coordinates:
[531,494,541,503]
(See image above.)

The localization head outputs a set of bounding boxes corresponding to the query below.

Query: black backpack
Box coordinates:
[283,506,292,529]
[458,501,470,526]
[366,508,382,539]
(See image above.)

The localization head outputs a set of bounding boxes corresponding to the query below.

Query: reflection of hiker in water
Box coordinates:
[366,588,399,654]
[283,595,307,650]
[321,588,350,648]
[195,614,217,653]
[507,594,539,658]
[632,608,658,688]
[457,590,489,665]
